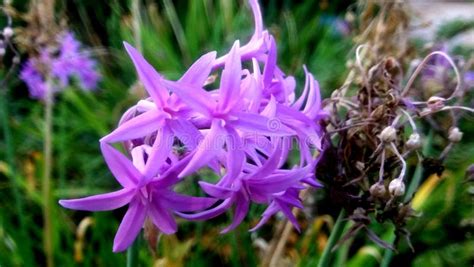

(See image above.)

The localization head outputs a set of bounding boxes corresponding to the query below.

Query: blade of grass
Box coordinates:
[317,209,347,267]
[0,82,34,267]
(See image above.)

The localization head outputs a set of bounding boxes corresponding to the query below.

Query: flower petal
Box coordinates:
[142,124,173,179]
[247,165,310,194]
[59,188,136,211]
[112,198,147,252]
[101,109,165,143]
[168,119,203,150]
[276,199,300,232]
[100,143,140,187]
[149,202,177,234]
[220,192,250,233]
[176,198,232,221]
[232,112,296,136]
[199,181,236,199]
[124,42,168,106]
[163,80,213,116]
[162,191,217,212]
[263,37,277,88]
[179,51,217,86]
[218,41,241,113]
[224,126,244,179]
[178,120,226,177]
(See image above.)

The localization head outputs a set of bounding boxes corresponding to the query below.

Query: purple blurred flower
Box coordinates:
[20,31,100,100]
[61,0,325,252]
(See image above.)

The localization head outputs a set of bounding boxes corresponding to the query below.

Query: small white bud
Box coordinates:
[370,182,386,198]
[12,56,20,64]
[379,126,397,143]
[427,96,445,111]
[448,127,463,143]
[0,47,5,56]
[406,133,422,150]
[3,27,13,39]
[389,179,405,197]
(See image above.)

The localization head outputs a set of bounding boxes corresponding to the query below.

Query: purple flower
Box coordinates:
[59,143,215,252]
[61,0,325,252]
[20,31,100,100]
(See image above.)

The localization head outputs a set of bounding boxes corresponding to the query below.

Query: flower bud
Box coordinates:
[0,47,5,56]
[427,96,445,111]
[379,126,397,143]
[406,133,421,150]
[3,27,13,39]
[12,56,20,64]
[389,179,405,197]
[448,127,463,143]
[370,182,386,198]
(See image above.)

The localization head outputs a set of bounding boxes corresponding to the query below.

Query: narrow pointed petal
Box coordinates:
[149,202,177,234]
[143,125,173,179]
[233,112,296,136]
[218,41,242,113]
[302,177,323,188]
[303,73,322,119]
[179,51,217,86]
[292,66,310,110]
[249,0,263,38]
[100,143,140,187]
[225,126,244,179]
[163,80,213,116]
[59,188,135,211]
[168,119,202,150]
[199,181,236,199]
[176,198,232,220]
[247,141,282,180]
[220,193,250,233]
[162,191,217,212]
[101,109,165,143]
[276,199,301,232]
[277,194,304,209]
[179,120,226,177]
[124,42,168,106]
[250,203,278,232]
[248,166,310,194]
[263,37,277,88]
[112,198,147,252]
[260,95,277,118]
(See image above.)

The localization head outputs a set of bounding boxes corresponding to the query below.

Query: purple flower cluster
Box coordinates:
[20,31,100,100]
[60,0,324,252]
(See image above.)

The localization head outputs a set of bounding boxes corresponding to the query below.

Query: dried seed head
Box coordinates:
[427,96,445,111]
[3,27,13,39]
[406,133,421,150]
[389,179,405,197]
[370,182,387,198]
[379,126,397,142]
[448,127,463,142]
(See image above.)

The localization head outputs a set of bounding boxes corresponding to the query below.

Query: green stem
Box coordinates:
[318,209,347,267]
[0,83,33,266]
[127,238,140,267]
[333,220,354,267]
[43,80,54,267]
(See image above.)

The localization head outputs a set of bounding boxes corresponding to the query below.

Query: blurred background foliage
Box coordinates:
[0,0,473,266]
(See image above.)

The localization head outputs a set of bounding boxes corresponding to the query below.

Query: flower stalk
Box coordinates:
[42,78,54,267]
